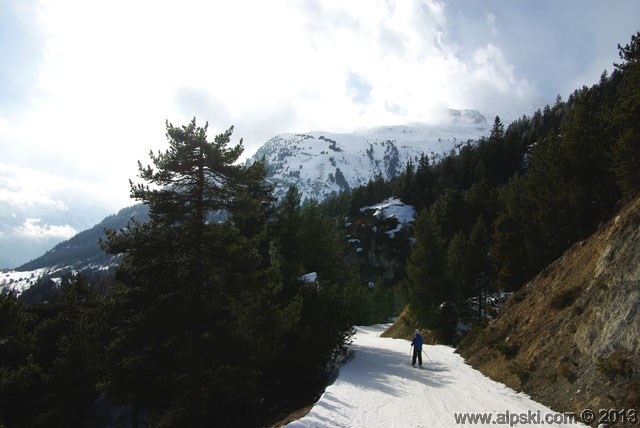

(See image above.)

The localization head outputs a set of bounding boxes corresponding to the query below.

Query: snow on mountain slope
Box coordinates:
[287,325,585,428]
[1,268,51,295]
[248,110,489,201]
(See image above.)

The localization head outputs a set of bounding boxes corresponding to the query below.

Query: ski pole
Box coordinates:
[422,349,433,363]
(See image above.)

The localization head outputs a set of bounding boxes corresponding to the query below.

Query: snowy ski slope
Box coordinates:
[287,325,586,428]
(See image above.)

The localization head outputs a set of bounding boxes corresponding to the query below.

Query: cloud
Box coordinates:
[0,162,118,211]
[0,186,67,211]
[15,218,76,240]
[485,13,498,36]
[2,0,639,228]
[174,88,232,127]
[2,0,539,161]
[0,162,122,259]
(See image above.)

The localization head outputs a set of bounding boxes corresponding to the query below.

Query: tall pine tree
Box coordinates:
[612,32,640,196]
[102,118,297,427]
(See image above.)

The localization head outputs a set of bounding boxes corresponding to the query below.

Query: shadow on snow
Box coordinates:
[338,339,452,398]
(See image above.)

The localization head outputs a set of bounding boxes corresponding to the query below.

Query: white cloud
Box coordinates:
[1,0,606,225]
[25,0,531,141]
[0,162,119,211]
[15,218,76,239]
[485,13,498,36]
[0,187,66,211]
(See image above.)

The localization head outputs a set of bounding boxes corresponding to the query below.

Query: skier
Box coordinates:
[411,329,423,368]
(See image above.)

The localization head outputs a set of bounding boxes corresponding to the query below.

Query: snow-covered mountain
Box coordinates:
[248,109,490,201]
[0,204,149,297]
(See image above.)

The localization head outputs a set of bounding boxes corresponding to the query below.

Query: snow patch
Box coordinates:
[360,197,417,237]
[360,197,416,224]
[300,272,318,283]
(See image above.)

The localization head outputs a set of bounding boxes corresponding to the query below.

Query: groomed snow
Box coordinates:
[287,325,585,428]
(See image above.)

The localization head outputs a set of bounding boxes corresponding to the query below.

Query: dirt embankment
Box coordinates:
[381,305,438,343]
[458,196,640,424]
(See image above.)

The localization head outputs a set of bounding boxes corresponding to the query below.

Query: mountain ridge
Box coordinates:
[248,109,490,201]
[16,204,149,272]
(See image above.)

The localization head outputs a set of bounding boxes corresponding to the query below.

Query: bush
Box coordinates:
[597,350,634,380]
[557,361,577,383]
[549,286,580,309]
[498,340,520,360]
[508,361,531,385]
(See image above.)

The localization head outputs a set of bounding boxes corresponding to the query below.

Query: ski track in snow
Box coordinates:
[286,325,585,428]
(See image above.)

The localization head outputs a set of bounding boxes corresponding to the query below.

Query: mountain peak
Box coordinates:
[446,109,489,126]
[250,116,489,201]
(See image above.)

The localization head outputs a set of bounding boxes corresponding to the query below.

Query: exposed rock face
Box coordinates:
[459,196,640,420]
[344,198,416,286]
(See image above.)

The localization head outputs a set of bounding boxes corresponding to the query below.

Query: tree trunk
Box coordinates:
[132,403,139,428]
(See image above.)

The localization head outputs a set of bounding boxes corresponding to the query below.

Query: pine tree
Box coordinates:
[272,186,305,285]
[102,118,291,426]
[267,189,356,406]
[32,275,106,428]
[490,116,505,140]
[446,231,472,302]
[0,293,40,427]
[405,208,452,339]
[612,32,640,196]
[468,216,493,320]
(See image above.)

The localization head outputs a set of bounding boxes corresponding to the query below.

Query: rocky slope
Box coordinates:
[458,195,640,422]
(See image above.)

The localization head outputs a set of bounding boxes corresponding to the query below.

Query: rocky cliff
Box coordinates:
[459,195,640,422]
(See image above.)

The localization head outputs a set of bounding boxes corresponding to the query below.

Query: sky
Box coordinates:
[1,0,639,267]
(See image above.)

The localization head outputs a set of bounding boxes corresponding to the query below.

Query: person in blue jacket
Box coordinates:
[411,329,423,367]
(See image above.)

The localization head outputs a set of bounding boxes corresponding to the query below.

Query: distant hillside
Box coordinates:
[17,204,150,272]
[458,195,640,418]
